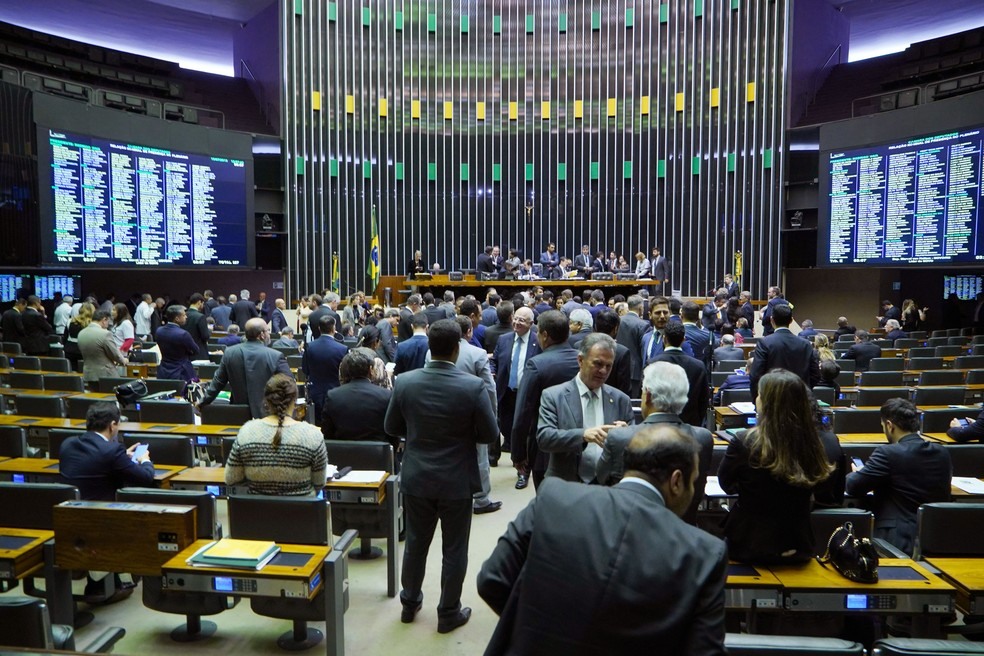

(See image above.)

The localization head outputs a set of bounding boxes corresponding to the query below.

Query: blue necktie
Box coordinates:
[648,332,661,360]
[508,336,522,389]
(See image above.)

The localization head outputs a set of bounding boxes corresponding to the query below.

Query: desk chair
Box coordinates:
[857,387,909,407]
[220,436,237,464]
[909,331,928,340]
[228,495,354,651]
[908,357,944,371]
[835,359,856,373]
[145,378,186,396]
[195,363,219,380]
[96,377,137,394]
[873,637,984,655]
[912,386,967,406]
[9,371,45,389]
[2,341,23,355]
[42,374,85,392]
[927,337,949,347]
[909,347,937,358]
[873,339,894,349]
[324,440,397,561]
[973,345,984,357]
[711,371,732,387]
[811,387,836,405]
[811,508,873,557]
[837,335,856,343]
[0,426,29,457]
[286,354,303,370]
[137,400,196,424]
[921,408,979,434]
[11,355,41,370]
[273,346,300,357]
[121,434,195,467]
[894,338,921,349]
[935,345,964,358]
[15,394,66,418]
[870,358,905,372]
[128,350,158,364]
[911,503,984,560]
[726,634,865,655]
[955,355,984,370]
[966,370,984,385]
[973,335,984,346]
[835,370,855,388]
[208,352,223,364]
[948,337,970,347]
[0,596,124,653]
[116,488,230,641]
[859,371,904,387]
[833,409,883,434]
[918,370,966,386]
[67,396,108,420]
[200,403,251,426]
[715,359,746,372]
[38,358,71,373]
[721,388,752,405]
[941,444,984,478]
[947,329,964,337]
[47,429,84,459]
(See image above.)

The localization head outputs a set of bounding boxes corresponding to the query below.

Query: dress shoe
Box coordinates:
[473,501,502,515]
[401,601,422,623]
[489,458,499,467]
[515,474,529,490]
[437,607,471,634]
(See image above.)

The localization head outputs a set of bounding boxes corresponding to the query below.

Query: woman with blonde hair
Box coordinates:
[64,301,95,370]
[225,373,328,496]
[718,370,834,564]
[813,333,835,363]
[901,298,927,332]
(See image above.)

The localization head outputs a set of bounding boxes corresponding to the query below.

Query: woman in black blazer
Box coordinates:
[718,369,834,565]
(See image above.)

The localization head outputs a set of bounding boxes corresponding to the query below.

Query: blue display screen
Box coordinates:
[845,594,868,610]
[205,485,220,496]
[213,576,233,592]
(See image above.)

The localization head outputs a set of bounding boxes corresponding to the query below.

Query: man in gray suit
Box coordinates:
[537,333,634,483]
[78,309,126,386]
[385,319,498,634]
[597,361,714,525]
[712,333,745,365]
[478,426,728,655]
[199,318,293,418]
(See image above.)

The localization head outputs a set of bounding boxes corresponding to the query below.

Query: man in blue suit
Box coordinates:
[640,296,693,368]
[303,315,348,425]
[490,306,540,468]
[539,242,559,277]
[395,313,429,375]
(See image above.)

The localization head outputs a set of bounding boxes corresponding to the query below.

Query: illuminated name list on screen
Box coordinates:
[48,130,248,266]
[826,128,983,265]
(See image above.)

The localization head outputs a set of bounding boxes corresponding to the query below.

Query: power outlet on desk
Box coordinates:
[926,604,950,613]
[753,598,777,609]
[158,532,179,551]
[360,496,375,504]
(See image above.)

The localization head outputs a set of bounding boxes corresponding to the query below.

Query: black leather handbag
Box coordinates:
[816,521,879,583]
[114,379,148,406]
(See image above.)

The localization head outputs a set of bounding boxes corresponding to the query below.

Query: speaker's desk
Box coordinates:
[924,558,984,616]
[163,539,348,656]
[0,457,185,486]
[170,467,400,599]
[0,526,73,627]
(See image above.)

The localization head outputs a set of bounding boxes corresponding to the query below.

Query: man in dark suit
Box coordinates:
[834,316,857,339]
[877,299,901,328]
[723,273,739,298]
[713,334,744,365]
[322,347,396,450]
[597,361,714,526]
[844,330,882,372]
[511,310,580,491]
[378,309,400,363]
[749,303,820,399]
[476,245,495,275]
[1,297,26,350]
[397,294,421,341]
[199,318,293,418]
[184,293,212,359]
[384,319,498,634]
[308,293,342,341]
[156,305,199,384]
[21,296,54,356]
[947,403,984,443]
[255,291,271,322]
[231,289,260,330]
[594,308,632,397]
[701,293,727,333]
[483,301,513,353]
[617,295,650,398]
[395,313,429,375]
[303,315,348,425]
[682,300,714,370]
[539,242,559,277]
[650,247,670,293]
[572,245,596,278]
[538,333,634,483]
[477,426,727,655]
[491,307,540,467]
[419,292,446,328]
[738,291,755,330]
[654,322,709,428]
[271,298,290,335]
[884,319,908,341]
[760,286,789,337]
[846,399,952,555]
[641,296,694,368]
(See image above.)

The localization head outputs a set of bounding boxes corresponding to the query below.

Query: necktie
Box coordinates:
[508,336,522,390]
[579,391,602,483]
[648,331,661,360]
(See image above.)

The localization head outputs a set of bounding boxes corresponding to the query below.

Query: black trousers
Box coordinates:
[400,494,472,618]
[494,388,518,459]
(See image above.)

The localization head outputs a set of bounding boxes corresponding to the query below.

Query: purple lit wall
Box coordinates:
[787,0,850,126]
[233,1,281,133]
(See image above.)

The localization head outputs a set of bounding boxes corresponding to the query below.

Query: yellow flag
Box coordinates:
[367,207,380,290]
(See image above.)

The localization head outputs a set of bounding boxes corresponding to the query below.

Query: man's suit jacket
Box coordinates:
[210,305,232,330]
[798,328,818,340]
[231,299,259,329]
[394,334,429,375]
[384,361,497,499]
[321,379,396,450]
[654,349,709,428]
[760,297,788,336]
[539,250,559,271]
[597,412,714,525]
[422,305,447,329]
[844,342,882,371]
[483,322,512,353]
[572,253,594,277]
[739,302,755,329]
[701,303,722,332]
[477,478,727,656]
[748,328,820,399]
[684,323,714,368]
[724,281,739,298]
[58,432,155,501]
[78,323,125,383]
[378,321,397,363]
[476,252,495,274]
[713,345,745,364]
[201,340,293,418]
[21,308,54,355]
[537,379,633,482]
[879,306,901,327]
[616,312,649,384]
[607,343,632,397]
[640,328,694,367]
[271,308,289,334]
[184,307,211,359]
[307,305,341,340]
[1,308,25,347]
[511,343,581,466]
[845,434,952,555]
[491,330,541,404]
[947,406,984,443]
[650,255,670,282]
[303,335,348,405]
[155,323,198,382]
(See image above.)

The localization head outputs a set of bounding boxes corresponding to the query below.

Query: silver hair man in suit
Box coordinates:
[385,319,499,634]
[478,425,728,654]
[537,333,634,483]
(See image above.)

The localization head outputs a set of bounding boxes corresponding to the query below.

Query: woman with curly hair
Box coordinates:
[225,373,327,496]
[813,333,836,363]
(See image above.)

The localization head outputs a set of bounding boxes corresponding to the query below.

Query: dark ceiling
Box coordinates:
[1,0,982,75]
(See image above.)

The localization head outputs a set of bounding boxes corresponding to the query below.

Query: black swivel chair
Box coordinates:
[894,338,921,350]
[967,370,984,385]
[200,404,252,426]
[811,387,836,405]
[833,409,884,434]
[67,396,109,420]
[47,429,84,459]
[715,359,746,372]
[96,377,137,394]
[145,378,187,396]
[912,386,967,406]
[228,495,358,651]
[116,488,230,641]
[948,337,970,347]
[137,400,196,424]
[935,345,964,358]
[2,341,23,355]
[8,371,45,389]
[120,434,196,467]
[908,347,937,358]
[868,358,905,372]
[42,374,85,392]
[14,394,66,418]
[834,370,856,388]
[196,363,220,380]
[286,354,303,370]
[911,503,984,560]
[0,482,79,529]
[725,634,864,654]
[811,508,873,557]
[908,357,945,371]
[0,426,29,458]
[941,445,984,478]
[973,345,984,356]
[0,596,124,653]
[859,371,904,387]
[11,355,41,370]
[220,436,237,464]
[857,387,908,407]
[955,355,984,370]
[927,337,949,347]
[273,346,300,357]
[872,637,984,655]
[711,371,732,387]
[721,388,752,404]
[918,370,966,386]
[921,408,979,434]
[37,358,71,373]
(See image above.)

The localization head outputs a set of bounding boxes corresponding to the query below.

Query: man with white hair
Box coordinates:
[231,289,259,329]
[567,308,593,348]
[596,361,714,525]
[53,295,73,337]
[798,319,818,340]
[712,334,744,364]
[885,319,908,341]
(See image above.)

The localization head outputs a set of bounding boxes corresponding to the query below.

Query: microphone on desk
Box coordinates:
[333,466,352,480]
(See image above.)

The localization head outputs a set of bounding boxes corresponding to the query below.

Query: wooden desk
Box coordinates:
[724,562,783,631]
[0,528,53,580]
[925,558,984,615]
[0,457,185,486]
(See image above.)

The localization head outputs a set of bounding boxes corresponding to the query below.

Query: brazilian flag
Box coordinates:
[367,205,379,291]
[331,252,340,294]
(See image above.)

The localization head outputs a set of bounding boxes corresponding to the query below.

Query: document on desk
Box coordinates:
[952,477,984,494]
[187,539,281,570]
[335,470,387,484]
[704,476,728,497]
[728,402,756,415]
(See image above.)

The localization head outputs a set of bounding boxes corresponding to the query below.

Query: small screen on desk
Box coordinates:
[746,416,757,427]
[0,535,35,550]
[879,566,927,581]
[212,576,233,592]
[845,594,868,609]
[12,474,24,483]
[270,552,314,568]
[196,436,208,445]
[727,564,760,577]
[153,468,171,476]
[206,485,220,496]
